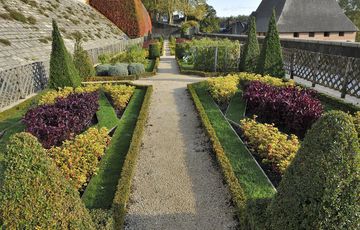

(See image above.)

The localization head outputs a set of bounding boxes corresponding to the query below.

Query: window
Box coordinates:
[293,32,299,38]
[339,32,345,36]
[324,32,330,37]
[309,32,315,37]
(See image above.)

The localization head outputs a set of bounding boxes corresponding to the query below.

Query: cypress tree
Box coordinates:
[267,111,360,229]
[256,10,285,78]
[239,16,260,73]
[73,38,96,79]
[49,20,81,89]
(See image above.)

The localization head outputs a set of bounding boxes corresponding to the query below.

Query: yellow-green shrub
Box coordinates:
[0,132,95,229]
[207,76,239,104]
[240,117,299,175]
[230,72,295,87]
[47,127,110,190]
[103,84,135,111]
[38,85,101,105]
[352,112,360,137]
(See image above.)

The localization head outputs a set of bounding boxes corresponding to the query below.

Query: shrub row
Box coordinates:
[240,117,299,175]
[235,72,295,88]
[96,63,145,77]
[47,127,111,190]
[0,132,95,229]
[98,45,147,65]
[24,92,99,148]
[38,85,100,105]
[207,76,239,104]
[244,81,323,137]
[103,84,135,112]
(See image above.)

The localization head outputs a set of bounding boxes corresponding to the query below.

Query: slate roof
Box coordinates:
[254,0,358,33]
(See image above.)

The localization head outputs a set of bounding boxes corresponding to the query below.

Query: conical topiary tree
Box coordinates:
[49,20,81,89]
[0,132,95,229]
[73,38,96,79]
[239,16,260,73]
[256,10,285,78]
[267,111,360,229]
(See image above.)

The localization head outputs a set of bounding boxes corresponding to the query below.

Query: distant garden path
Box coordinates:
[125,42,238,229]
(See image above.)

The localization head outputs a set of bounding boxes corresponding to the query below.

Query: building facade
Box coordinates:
[253,0,358,42]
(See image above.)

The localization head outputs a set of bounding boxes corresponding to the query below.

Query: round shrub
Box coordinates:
[128,63,145,75]
[96,64,111,76]
[0,132,95,229]
[108,63,129,76]
[149,43,160,59]
[267,111,360,230]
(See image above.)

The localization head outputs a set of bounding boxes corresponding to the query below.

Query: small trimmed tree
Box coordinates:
[49,20,81,89]
[256,10,285,77]
[73,38,96,79]
[239,16,260,73]
[267,111,360,229]
[0,132,95,229]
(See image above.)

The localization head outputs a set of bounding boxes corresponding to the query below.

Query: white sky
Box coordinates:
[207,0,262,17]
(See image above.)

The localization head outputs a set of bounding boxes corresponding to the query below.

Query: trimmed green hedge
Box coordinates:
[112,85,152,229]
[268,111,360,229]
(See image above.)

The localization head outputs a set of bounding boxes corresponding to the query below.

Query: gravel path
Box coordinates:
[124,42,238,229]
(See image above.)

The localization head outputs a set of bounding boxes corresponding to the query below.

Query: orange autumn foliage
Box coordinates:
[89,0,152,38]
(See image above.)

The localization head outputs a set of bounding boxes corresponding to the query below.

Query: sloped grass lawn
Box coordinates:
[82,88,145,209]
[191,82,275,199]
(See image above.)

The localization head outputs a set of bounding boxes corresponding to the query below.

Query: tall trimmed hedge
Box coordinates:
[239,16,260,73]
[0,132,95,229]
[256,10,285,78]
[267,111,360,229]
[49,20,81,89]
[89,0,152,38]
[73,38,96,79]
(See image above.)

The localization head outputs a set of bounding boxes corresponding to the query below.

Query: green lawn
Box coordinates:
[225,91,247,123]
[96,91,119,130]
[193,82,275,200]
[82,89,145,209]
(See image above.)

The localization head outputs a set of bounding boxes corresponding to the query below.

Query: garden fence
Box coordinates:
[0,38,144,110]
[193,45,241,72]
[283,48,360,98]
[0,62,47,109]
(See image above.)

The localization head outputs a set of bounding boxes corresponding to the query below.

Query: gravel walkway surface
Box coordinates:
[124,42,238,229]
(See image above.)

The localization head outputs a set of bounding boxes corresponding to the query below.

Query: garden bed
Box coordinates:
[0,83,152,228]
[189,74,360,228]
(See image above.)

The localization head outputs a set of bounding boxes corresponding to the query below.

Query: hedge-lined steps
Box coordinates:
[124,41,238,229]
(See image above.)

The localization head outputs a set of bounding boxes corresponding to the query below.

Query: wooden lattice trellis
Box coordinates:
[283,48,360,98]
[0,62,47,110]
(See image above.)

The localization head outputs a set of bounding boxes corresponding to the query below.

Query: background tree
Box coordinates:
[199,4,219,33]
[339,0,360,41]
[239,16,260,72]
[73,38,96,79]
[256,10,285,77]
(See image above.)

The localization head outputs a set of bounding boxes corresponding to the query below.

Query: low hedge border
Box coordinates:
[111,84,152,229]
[188,83,248,224]
[85,58,160,82]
